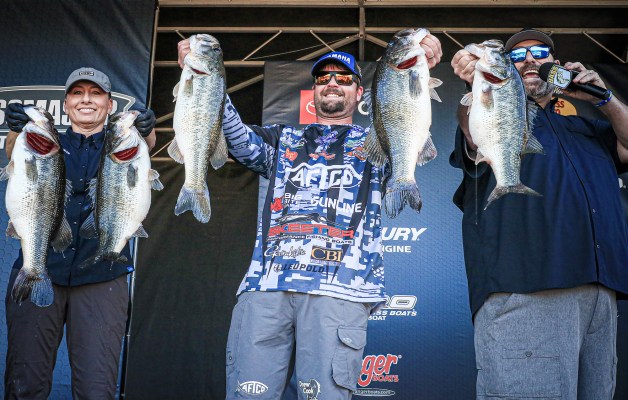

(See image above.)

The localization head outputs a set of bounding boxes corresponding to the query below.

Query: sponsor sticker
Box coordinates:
[299,379,321,400]
[369,295,418,321]
[236,381,268,395]
[354,388,396,397]
[358,354,401,387]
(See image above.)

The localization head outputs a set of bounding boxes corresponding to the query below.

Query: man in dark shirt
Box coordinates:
[3,67,156,399]
[450,29,628,399]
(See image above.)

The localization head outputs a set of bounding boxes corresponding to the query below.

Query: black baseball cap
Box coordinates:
[505,28,555,52]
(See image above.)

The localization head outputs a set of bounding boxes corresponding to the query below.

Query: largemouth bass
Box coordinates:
[168,33,228,223]
[366,28,442,218]
[0,106,71,307]
[461,39,543,208]
[79,111,163,266]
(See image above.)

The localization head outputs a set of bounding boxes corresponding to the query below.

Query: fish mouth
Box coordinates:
[112,146,139,162]
[397,56,418,69]
[482,72,505,84]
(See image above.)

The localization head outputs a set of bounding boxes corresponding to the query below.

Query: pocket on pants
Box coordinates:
[478,349,561,398]
[331,326,367,391]
[226,293,251,366]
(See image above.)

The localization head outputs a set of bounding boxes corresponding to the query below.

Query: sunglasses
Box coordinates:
[509,44,552,63]
[314,71,359,86]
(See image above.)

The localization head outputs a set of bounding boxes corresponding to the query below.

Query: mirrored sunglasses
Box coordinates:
[314,71,359,86]
[509,44,552,63]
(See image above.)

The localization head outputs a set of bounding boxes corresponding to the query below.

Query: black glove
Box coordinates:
[6,103,30,133]
[134,108,156,138]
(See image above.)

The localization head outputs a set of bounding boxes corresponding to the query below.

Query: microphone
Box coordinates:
[537,62,611,100]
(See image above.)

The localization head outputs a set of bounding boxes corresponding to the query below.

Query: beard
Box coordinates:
[315,89,347,115]
[520,65,555,99]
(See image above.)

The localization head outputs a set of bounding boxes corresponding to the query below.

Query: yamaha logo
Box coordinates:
[0,85,135,134]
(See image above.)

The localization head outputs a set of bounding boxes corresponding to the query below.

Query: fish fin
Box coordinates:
[417,135,438,166]
[522,133,544,155]
[475,150,489,165]
[210,131,228,170]
[174,184,211,223]
[127,164,138,188]
[485,183,542,209]
[12,270,53,307]
[172,82,180,101]
[364,128,388,167]
[25,156,37,182]
[132,224,148,238]
[6,220,21,239]
[0,160,14,181]
[149,169,164,191]
[429,78,443,102]
[167,139,184,164]
[79,212,99,239]
[480,87,494,110]
[526,99,539,132]
[65,180,73,206]
[409,69,422,98]
[384,180,422,218]
[51,214,72,252]
[460,92,473,107]
[87,178,98,208]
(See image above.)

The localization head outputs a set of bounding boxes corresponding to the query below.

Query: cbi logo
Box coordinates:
[310,246,342,266]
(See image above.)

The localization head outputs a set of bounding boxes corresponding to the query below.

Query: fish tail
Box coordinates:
[174,185,211,223]
[384,181,422,218]
[485,183,542,209]
[30,274,54,307]
[12,270,53,307]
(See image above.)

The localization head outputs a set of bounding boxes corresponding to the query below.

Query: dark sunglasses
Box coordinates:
[314,71,359,86]
[509,44,552,63]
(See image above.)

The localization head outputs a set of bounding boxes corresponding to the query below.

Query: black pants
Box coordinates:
[4,270,129,400]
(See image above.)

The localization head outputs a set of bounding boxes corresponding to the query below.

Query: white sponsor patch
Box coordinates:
[236,380,268,395]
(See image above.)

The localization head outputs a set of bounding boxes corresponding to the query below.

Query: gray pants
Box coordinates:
[4,270,129,400]
[474,284,617,400]
[226,291,373,400]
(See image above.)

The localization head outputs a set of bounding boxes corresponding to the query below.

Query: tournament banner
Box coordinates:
[0,1,156,397]
[261,61,628,399]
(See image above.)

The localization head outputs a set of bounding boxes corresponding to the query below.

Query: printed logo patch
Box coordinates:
[299,379,321,400]
[237,381,268,395]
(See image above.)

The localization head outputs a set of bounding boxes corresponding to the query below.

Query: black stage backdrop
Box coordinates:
[125,161,259,399]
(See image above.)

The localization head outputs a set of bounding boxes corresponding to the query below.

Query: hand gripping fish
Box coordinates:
[460,39,543,209]
[79,111,163,266]
[169,33,228,223]
[366,28,442,218]
[0,106,72,307]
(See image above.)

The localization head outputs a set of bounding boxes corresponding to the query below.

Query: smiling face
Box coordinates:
[64,81,113,135]
[511,39,557,99]
[312,63,363,125]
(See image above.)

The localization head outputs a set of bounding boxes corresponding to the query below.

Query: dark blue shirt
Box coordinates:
[450,100,628,314]
[12,128,133,286]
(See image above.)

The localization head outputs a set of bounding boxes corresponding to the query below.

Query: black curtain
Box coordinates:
[125,160,259,399]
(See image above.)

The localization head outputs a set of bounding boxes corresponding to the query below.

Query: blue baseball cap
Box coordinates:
[311,51,362,81]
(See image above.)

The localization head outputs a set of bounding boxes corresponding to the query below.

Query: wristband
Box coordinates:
[594,90,613,108]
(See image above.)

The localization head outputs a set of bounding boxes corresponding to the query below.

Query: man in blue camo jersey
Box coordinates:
[178,35,442,399]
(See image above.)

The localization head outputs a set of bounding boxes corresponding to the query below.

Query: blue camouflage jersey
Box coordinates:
[223,97,386,303]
